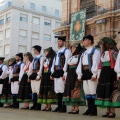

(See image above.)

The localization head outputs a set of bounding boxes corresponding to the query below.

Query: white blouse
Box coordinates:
[68,55,79,65]
[101,51,110,62]
[115,51,120,77]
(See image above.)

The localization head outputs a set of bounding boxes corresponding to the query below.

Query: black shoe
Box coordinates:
[83,110,91,115]
[72,110,79,114]
[68,111,74,114]
[21,107,29,109]
[107,113,116,118]
[102,112,110,117]
[30,106,35,110]
[52,107,59,112]
[0,102,3,107]
[42,108,47,111]
[45,108,52,111]
[58,107,66,113]
[34,104,41,110]
[90,113,97,116]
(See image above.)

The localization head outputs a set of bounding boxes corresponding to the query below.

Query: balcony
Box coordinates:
[0,1,61,19]
[84,5,120,19]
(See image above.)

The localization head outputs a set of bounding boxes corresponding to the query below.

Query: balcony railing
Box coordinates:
[0,1,61,18]
[82,5,120,19]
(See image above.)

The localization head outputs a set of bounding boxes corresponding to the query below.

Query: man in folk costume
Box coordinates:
[29,45,44,110]
[10,53,24,108]
[0,57,7,107]
[50,36,72,112]
[76,35,100,116]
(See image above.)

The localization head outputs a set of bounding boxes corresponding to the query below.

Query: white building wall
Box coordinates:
[0,0,62,59]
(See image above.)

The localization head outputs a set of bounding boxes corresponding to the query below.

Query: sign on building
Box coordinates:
[70,9,86,41]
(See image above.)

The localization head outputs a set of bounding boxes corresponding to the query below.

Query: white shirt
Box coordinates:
[76,46,100,79]
[31,54,45,79]
[51,46,72,75]
[0,64,8,79]
[10,62,24,81]
[115,51,120,77]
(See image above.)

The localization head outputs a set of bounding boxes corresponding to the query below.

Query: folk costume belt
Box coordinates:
[55,65,63,70]
[103,62,110,66]
[32,70,39,73]
[13,74,19,77]
[69,64,77,69]
[83,65,89,70]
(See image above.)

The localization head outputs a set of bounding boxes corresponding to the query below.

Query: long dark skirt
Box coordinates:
[17,74,32,102]
[38,72,56,104]
[1,77,12,103]
[63,67,85,106]
[95,66,120,107]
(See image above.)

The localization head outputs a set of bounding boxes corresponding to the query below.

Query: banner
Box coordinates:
[70,9,86,41]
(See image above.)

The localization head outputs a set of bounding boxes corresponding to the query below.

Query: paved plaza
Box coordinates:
[0,105,120,120]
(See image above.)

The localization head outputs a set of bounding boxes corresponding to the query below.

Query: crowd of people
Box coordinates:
[0,35,120,118]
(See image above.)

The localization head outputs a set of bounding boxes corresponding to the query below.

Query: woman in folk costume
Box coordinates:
[17,52,33,109]
[38,47,56,111]
[95,37,120,118]
[0,57,8,107]
[10,53,24,108]
[2,58,16,108]
[63,43,86,114]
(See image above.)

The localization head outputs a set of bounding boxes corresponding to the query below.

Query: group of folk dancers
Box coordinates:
[0,35,120,118]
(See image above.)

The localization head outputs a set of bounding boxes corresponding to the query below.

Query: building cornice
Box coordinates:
[0,6,61,21]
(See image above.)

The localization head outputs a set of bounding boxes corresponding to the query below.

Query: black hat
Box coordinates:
[55,36,66,41]
[0,57,5,61]
[16,53,23,61]
[33,45,42,53]
[83,35,94,44]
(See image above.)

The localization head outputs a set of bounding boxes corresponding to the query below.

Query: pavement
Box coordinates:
[0,105,120,120]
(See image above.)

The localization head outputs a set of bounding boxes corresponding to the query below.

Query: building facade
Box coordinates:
[0,0,62,59]
[54,0,120,47]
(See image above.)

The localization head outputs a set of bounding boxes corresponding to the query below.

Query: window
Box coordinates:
[44,20,51,26]
[19,30,27,37]
[6,13,11,22]
[20,14,28,22]
[0,31,3,40]
[5,45,10,55]
[31,3,35,10]
[8,1,12,7]
[55,9,59,16]
[32,32,39,39]
[0,47,2,56]
[0,16,4,25]
[80,0,95,19]
[19,46,26,53]
[33,17,40,24]
[5,29,10,39]
[55,22,61,28]
[44,35,51,41]
[42,6,46,13]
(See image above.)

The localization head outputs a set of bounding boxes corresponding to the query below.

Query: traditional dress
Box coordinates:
[29,52,44,110]
[51,45,72,112]
[63,53,85,106]
[1,66,12,104]
[0,63,8,104]
[10,61,24,108]
[76,45,100,115]
[95,49,120,107]
[17,61,32,102]
[38,57,56,104]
